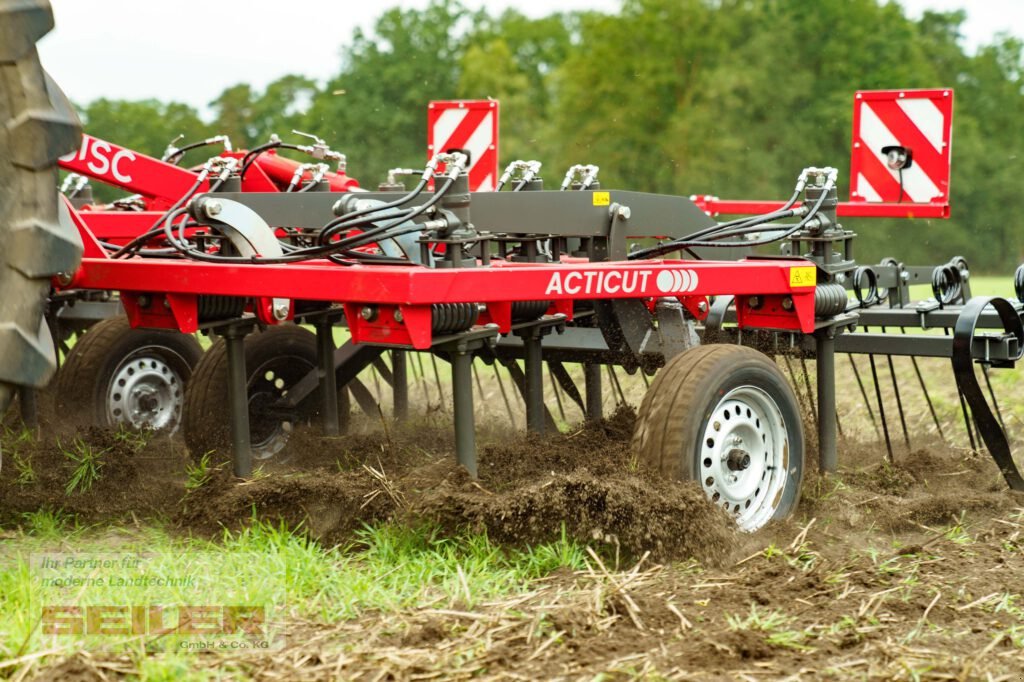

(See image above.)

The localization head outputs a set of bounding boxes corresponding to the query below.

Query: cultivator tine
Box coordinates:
[981,366,1006,432]
[491,361,517,427]
[548,361,586,414]
[413,352,431,410]
[878,327,911,450]
[847,355,881,439]
[606,365,626,406]
[867,352,895,462]
[892,326,946,444]
[503,359,558,431]
[429,353,447,414]
[548,365,567,423]
[957,390,978,451]
[349,378,379,417]
[471,361,487,415]
[798,355,818,425]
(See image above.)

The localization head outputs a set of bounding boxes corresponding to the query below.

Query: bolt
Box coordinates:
[901,271,910,283]
[55,271,73,287]
[204,200,223,217]
[163,298,171,309]
[394,308,404,323]
[698,301,708,313]
[781,296,794,311]
[272,302,289,321]
[748,295,762,310]
[360,305,377,321]
[138,295,152,308]
[616,206,631,220]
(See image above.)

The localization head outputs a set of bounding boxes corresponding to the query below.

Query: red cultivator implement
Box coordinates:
[5,20,1023,532]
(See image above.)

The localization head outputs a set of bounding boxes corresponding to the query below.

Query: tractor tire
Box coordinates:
[0,1,83,414]
[182,325,350,463]
[632,344,804,532]
[54,316,203,433]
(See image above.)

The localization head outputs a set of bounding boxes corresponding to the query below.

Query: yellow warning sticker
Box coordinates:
[789,266,817,288]
[592,191,610,207]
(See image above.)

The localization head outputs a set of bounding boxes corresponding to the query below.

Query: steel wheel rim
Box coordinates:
[247,357,314,461]
[106,350,185,432]
[698,385,789,532]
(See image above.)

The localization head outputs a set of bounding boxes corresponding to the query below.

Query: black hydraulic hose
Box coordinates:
[238,142,304,179]
[317,176,431,244]
[110,172,215,258]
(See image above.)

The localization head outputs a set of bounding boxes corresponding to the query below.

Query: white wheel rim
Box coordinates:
[106,352,185,432]
[697,385,790,532]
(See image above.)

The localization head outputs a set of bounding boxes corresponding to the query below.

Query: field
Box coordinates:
[2,277,1024,681]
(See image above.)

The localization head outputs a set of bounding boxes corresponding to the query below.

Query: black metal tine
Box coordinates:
[548,365,567,423]
[900,326,946,443]
[492,362,516,427]
[981,365,1007,432]
[607,365,626,406]
[370,366,383,405]
[472,360,487,418]
[867,353,894,461]
[879,327,910,450]
[945,325,977,452]
[413,351,431,407]
[429,353,447,414]
[782,353,812,421]
[640,369,650,388]
[848,354,882,440]
[798,354,818,426]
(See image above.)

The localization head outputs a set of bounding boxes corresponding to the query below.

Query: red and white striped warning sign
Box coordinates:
[427,100,499,192]
[849,89,954,205]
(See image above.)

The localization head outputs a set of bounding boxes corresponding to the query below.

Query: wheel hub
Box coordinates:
[107,355,184,431]
[698,385,789,532]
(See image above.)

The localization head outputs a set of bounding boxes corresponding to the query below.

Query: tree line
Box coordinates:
[76,0,1024,273]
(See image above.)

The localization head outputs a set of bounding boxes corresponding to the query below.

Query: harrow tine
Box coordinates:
[413,352,431,409]
[370,366,383,405]
[491,361,516,427]
[472,360,487,418]
[548,365,567,423]
[798,354,818,426]
[503,359,559,431]
[901,327,946,443]
[548,361,586,414]
[848,355,882,440]
[606,365,626,406]
[957,389,978,451]
[782,353,811,420]
[867,350,894,462]
[429,353,448,414]
[880,327,911,450]
[348,378,379,417]
[639,369,650,388]
[981,366,1006,432]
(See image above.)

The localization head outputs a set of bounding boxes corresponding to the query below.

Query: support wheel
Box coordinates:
[55,316,203,432]
[182,325,350,463]
[632,345,803,532]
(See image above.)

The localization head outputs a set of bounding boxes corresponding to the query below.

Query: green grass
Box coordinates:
[0,516,589,672]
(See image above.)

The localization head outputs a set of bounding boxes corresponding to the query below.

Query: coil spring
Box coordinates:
[1015,264,1024,304]
[931,256,968,307]
[431,303,479,334]
[511,300,549,322]
[198,295,246,322]
[851,266,879,307]
[814,283,848,318]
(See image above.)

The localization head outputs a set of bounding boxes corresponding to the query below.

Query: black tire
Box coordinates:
[54,316,203,432]
[0,1,83,413]
[632,344,804,531]
[182,325,350,463]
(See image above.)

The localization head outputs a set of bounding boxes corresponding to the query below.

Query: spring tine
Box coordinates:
[640,370,650,388]
[429,353,447,414]
[492,362,516,427]
[370,366,383,405]
[868,351,894,461]
[848,355,882,439]
[981,365,1006,432]
[879,327,910,450]
[901,326,946,443]
[472,360,487,418]
[782,353,809,418]
[798,354,818,426]
[607,365,626,406]
[413,352,430,407]
[548,365,567,423]
[957,380,978,451]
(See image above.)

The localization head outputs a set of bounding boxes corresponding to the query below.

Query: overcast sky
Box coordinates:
[38,0,1024,114]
